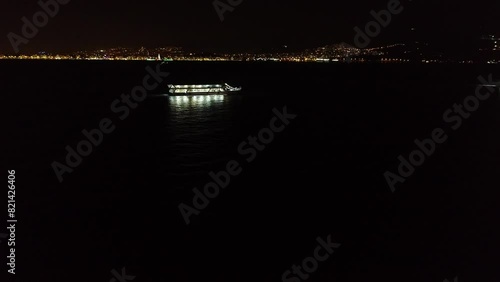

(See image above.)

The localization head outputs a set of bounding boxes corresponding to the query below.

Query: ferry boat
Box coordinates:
[167,83,242,96]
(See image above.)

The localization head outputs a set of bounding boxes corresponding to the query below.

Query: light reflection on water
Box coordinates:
[163,94,234,182]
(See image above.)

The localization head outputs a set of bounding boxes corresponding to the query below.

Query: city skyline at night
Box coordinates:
[2,36,499,64]
[1,0,499,54]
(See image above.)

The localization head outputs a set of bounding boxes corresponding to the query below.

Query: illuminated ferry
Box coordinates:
[167,83,242,96]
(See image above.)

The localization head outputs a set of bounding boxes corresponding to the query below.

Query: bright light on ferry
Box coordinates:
[169,94,225,105]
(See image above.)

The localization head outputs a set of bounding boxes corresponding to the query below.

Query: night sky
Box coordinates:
[1,0,499,53]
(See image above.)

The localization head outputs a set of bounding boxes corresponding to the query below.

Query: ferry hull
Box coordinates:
[167,83,242,96]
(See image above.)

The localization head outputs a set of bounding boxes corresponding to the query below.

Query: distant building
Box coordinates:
[479,35,500,51]
[478,35,500,62]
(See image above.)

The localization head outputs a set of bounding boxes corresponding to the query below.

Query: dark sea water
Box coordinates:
[4,61,500,282]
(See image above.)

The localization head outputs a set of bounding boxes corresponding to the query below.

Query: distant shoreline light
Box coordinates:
[0,57,493,64]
